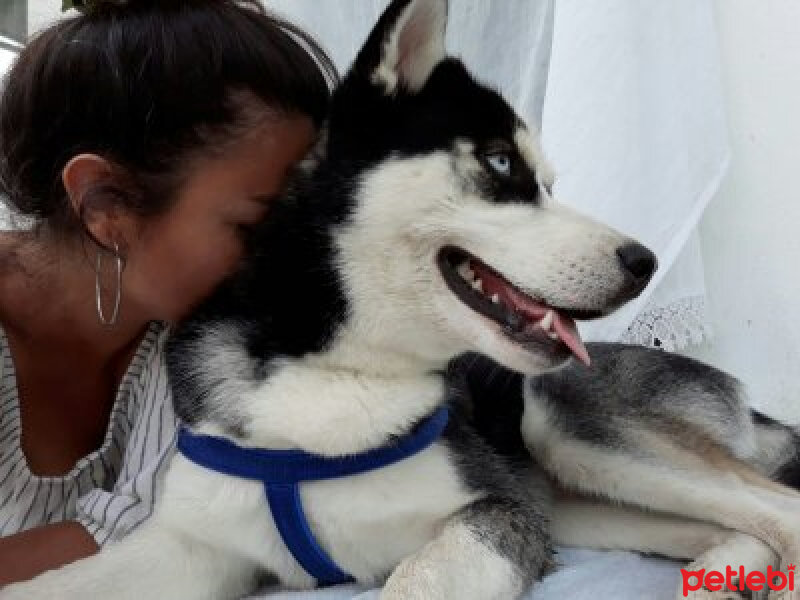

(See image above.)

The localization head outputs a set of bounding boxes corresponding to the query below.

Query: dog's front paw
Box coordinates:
[381,554,445,600]
[768,584,800,600]
[0,584,28,600]
[768,591,797,600]
[0,579,57,600]
[380,523,524,600]
[677,533,778,600]
[767,560,800,600]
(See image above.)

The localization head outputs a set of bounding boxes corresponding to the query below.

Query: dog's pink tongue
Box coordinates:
[550,312,591,367]
[504,286,592,367]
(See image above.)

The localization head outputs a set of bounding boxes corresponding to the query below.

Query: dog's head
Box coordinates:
[310,0,657,376]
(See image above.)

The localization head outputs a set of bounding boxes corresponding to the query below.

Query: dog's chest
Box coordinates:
[161,442,479,586]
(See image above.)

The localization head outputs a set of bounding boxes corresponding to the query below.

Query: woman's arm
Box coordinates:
[0,521,98,586]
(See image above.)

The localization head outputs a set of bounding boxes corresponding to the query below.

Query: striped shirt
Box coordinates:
[0,321,178,546]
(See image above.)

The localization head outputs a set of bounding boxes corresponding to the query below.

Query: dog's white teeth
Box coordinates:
[491,294,500,304]
[472,279,484,293]
[540,310,554,331]
[457,262,475,282]
[547,331,559,341]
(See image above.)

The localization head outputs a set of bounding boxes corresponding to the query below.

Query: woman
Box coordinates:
[0,0,334,585]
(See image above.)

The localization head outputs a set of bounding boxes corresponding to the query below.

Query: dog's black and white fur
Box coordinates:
[8,1,798,599]
[461,344,800,600]
[0,1,656,598]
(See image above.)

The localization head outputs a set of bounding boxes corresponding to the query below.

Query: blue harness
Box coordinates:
[176,406,450,586]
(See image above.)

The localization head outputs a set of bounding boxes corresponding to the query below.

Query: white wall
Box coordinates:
[1,47,17,230]
[685,0,800,421]
[27,2,64,34]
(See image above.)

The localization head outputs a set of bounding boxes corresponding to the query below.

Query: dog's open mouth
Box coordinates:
[437,246,597,366]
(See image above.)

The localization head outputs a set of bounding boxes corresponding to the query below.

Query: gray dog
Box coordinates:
[459,343,800,599]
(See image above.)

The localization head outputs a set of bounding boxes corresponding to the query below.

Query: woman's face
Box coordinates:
[122,115,316,324]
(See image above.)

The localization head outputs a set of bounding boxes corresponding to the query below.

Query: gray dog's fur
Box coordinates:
[460,343,800,599]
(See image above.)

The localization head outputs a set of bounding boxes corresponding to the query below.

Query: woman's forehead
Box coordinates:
[175,117,316,205]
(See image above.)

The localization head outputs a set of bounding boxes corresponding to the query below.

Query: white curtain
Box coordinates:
[1,45,19,230]
[266,0,729,352]
[543,0,729,349]
[266,0,556,135]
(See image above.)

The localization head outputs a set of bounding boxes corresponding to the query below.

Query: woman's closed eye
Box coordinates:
[228,195,276,225]
[234,222,261,238]
[226,194,279,238]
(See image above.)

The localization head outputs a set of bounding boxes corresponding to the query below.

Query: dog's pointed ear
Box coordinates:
[353,0,448,95]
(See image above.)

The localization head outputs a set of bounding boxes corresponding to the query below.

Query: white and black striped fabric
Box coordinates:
[0,321,178,546]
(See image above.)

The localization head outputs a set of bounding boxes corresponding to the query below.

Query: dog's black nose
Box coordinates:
[616,243,658,282]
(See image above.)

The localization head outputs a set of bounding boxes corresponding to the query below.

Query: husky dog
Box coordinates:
[0,0,657,599]
[459,346,800,600]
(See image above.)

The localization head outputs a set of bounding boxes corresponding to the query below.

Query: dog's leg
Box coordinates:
[381,494,553,600]
[551,496,734,559]
[0,521,258,600]
[680,533,779,600]
[550,497,778,600]
[525,427,800,598]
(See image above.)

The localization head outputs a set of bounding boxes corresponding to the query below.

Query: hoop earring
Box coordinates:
[96,242,122,326]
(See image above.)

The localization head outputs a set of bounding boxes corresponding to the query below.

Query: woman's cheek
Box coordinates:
[190,238,244,292]
[127,226,247,321]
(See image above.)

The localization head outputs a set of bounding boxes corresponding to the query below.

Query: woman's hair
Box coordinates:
[0,0,336,236]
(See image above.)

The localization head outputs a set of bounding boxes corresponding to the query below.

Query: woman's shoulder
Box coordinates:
[110,320,178,476]
[136,321,171,362]
[114,321,176,431]
[126,320,172,397]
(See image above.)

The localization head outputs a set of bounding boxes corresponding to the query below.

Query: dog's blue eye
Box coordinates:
[487,153,512,176]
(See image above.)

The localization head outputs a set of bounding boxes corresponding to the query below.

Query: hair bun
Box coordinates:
[61,0,129,14]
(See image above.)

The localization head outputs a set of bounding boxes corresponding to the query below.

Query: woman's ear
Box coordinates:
[62,154,137,254]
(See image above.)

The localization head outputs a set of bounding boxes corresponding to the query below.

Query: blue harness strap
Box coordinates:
[266,483,351,584]
[176,406,450,586]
